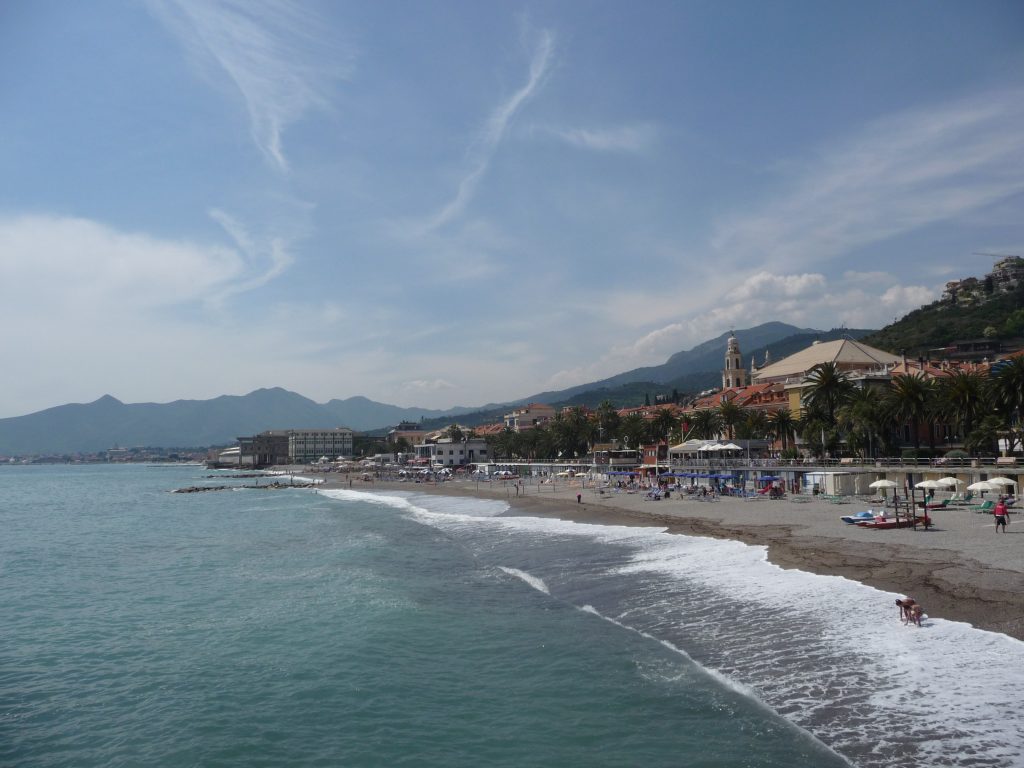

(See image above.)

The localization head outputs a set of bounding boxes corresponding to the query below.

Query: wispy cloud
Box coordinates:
[208,208,294,303]
[150,0,352,171]
[711,88,1024,271]
[426,28,555,231]
[542,123,657,153]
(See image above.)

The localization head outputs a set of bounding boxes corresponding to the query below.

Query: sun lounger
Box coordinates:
[969,500,995,513]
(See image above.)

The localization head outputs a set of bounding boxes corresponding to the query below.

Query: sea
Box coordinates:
[2,464,1023,768]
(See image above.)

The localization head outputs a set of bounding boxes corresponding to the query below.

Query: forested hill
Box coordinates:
[862,281,1024,354]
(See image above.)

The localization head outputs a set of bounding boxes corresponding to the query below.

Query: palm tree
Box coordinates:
[767,408,797,452]
[619,414,649,448]
[885,373,932,450]
[802,361,854,424]
[991,357,1024,453]
[595,400,621,444]
[965,415,1002,456]
[735,409,769,441]
[717,399,745,440]
[651,408,681,445]
[687,409,722,441]
[936,370,988,447]
[837,386,886,458]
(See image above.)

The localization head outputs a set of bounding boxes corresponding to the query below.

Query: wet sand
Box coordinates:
[322,475,1024,641]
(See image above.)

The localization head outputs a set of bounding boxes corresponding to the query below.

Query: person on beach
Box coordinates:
[994,499,1009,532]
[909,604,924,627]
[896,597,916,623]
[576,493,582,504]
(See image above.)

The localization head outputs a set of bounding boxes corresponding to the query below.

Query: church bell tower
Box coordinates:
[722,331,746,389]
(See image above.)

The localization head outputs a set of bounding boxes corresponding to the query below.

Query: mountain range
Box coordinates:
[0,321,867,455]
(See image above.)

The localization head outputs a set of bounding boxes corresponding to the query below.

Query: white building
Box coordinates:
[287,428,354,464]
[416,436,490,467]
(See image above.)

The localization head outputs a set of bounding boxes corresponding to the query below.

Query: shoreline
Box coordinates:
[319,474,1024,641]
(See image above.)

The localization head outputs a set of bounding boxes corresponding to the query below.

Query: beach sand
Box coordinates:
[321,474,1024,641]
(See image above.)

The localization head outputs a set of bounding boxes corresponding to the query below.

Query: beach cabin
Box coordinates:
[803,471,857,496]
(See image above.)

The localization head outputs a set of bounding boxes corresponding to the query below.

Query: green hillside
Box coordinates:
[862,281,1024,354]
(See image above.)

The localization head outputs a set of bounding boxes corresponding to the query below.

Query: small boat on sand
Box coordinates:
[841,510,877,525]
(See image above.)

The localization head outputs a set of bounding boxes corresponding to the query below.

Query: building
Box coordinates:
[238,427,353,467]
[752,338,900,416]
[415,436,490,467]
[239,430,290,467]
[503,403,555,432]
[387,421,429,447]
[721,332,747,389]
[288,428,354,464]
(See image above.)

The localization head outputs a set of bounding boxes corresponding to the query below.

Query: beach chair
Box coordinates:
[969,500,995,513]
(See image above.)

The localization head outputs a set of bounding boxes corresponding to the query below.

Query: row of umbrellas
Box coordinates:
[697,443,744,452]
[870,477,1018,492]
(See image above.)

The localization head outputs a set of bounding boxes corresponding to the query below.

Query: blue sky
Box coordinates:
[2,0,1023,418]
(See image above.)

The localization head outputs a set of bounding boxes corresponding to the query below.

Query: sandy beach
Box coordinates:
[320,474,1024,641]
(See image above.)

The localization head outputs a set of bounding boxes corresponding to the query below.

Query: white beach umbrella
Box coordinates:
[936,477,962,487]
[914,480,942,489]
[869,479,897,489]
[967,481,997,492]
[986,477,1018,488]
[721,443,743,451]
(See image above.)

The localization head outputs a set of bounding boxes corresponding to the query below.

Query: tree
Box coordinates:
[965,416,1002,456]
[620,414,649,448]
[767,408,798,452]
[837,386,886,458]
[717,399,744,440]
[802,361,854,424]
[885,373,933,450]
[687,409,722,440]
[595,400,621,443]
[735,409,769,441]
[936,370,988,444]
[549,408,594,458]
[447,424,464,443]
[991,356,1024,453]
[651,408,681,445]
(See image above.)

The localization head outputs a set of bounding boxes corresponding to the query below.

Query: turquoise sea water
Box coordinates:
[2,465,1023,767]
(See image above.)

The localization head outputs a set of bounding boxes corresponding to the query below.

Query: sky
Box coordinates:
[2,0,1023,418]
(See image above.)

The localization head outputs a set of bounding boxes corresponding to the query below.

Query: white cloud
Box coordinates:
[541,270,939,393]
[426,27,554,231]
[544,123,657,153]
[150,0,352,171]
[402,379,455,393]
[732,271,826,301]
[0,214,242,309]
[711,89,1024,272]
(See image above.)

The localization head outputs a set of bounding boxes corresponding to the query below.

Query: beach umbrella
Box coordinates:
[936,477,962,487]
[914,480,941,489]
[869,479,897,489]
[721,443,743,451]
[986,477,1018,489]
[967,481,997,492]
